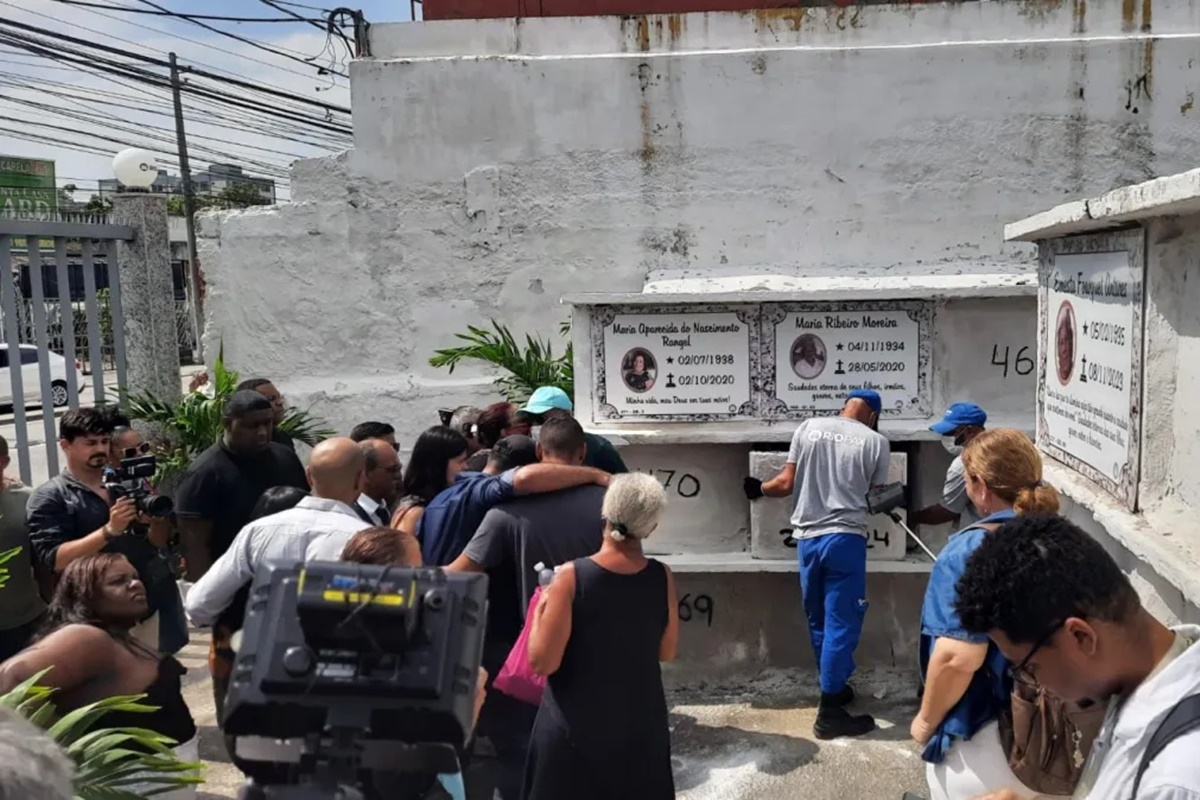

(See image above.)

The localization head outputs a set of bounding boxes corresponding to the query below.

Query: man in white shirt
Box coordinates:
[955,516,1200,800]
[185,437,372,628]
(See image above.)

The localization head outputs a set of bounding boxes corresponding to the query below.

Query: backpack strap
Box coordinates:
[1131,693,1200,797]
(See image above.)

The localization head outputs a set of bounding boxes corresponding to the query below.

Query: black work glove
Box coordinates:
[743,477,764,500]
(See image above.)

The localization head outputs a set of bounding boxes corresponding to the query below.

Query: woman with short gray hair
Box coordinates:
[524,472,679,800]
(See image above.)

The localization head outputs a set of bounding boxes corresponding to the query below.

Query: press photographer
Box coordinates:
[27,408,181,652]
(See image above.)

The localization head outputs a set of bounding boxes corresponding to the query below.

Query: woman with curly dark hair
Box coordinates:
[0,552,198,798]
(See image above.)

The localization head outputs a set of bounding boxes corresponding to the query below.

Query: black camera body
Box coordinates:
[103,456,173,518]
[225,560,488,792]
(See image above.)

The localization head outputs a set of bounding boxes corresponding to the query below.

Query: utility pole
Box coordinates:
[169,51,205,363]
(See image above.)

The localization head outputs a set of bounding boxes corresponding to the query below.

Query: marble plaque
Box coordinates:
[1037,232,1144,510]
[748,450,909,561]
[594,305,757,421]
[761,301,932,420]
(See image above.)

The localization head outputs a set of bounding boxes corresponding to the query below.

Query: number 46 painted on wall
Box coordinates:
[991,345,1034,378]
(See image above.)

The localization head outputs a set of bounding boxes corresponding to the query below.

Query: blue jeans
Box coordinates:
[798,533,869,694]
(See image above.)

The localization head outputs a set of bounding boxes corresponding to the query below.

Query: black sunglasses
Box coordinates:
[1007,621,1064,686]
[121,442,152,459]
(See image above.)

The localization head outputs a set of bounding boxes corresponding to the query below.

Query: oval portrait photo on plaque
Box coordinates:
[790,333,828,380]
[621,347,657,393]
[1055,299,1076,386]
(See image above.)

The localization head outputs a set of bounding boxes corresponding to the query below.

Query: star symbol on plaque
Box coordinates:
[836,343,844,351]
[666,357,674,364]
[1082,323,1088,334]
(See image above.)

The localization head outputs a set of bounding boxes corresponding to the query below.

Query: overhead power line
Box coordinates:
[0,15,351,116]
[0,0,346,88]
[51,0,331,23]
[128,0,349,78]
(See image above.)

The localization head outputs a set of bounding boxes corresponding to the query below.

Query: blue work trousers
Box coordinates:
[798,533,869,694]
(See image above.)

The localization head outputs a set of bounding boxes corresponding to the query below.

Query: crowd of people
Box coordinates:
[0,377,1197,800]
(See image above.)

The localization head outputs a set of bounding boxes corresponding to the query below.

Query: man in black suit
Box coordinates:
[355,437,400,526]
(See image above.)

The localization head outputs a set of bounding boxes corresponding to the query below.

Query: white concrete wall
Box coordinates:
[200,0,1200,449]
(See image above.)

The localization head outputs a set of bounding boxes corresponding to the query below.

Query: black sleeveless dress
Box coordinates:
[523,557,674,800]
[96,655,197,747]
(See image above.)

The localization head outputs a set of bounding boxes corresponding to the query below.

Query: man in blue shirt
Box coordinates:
[913,402,988,530]
[419,434,611,566]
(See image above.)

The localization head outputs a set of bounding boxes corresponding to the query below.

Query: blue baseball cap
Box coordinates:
[930,402,987,435]
[845,389,882,414]
[521,386,573,415]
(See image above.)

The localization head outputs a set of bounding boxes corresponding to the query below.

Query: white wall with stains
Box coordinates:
[199,0,1200,448]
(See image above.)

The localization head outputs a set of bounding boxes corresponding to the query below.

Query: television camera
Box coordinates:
[102,455,173,517]
[224,560,488,800]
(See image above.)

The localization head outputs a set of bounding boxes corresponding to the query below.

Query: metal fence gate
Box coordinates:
[0,214,135,486]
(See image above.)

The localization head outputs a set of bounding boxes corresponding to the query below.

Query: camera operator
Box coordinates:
[108,424,189,655]
[26,408,177,651]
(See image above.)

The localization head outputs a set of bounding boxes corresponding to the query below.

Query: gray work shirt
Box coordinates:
[941,454,982,527]
[787,416,891,539]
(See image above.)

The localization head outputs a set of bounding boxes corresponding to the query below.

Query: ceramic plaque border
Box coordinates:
[591,304,761,422]
[1036,230,1145,511]
[759,300,933,420]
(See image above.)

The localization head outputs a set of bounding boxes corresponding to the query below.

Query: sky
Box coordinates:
[0,0,410,202]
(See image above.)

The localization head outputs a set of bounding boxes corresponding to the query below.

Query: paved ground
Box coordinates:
[177,630,927,800]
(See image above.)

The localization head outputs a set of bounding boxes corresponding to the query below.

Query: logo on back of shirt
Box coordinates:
[807,427,866,448]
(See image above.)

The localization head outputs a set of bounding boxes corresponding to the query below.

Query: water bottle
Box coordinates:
[534,562,556,588]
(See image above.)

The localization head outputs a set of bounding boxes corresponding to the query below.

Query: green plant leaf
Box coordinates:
[128,336,335,483]
[428,319,573,404]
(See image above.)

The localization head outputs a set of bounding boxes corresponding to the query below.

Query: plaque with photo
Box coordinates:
[593,305,757,421]
[761,301,932,419]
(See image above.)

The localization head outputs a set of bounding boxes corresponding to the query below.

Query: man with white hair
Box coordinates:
[0,708,74,800]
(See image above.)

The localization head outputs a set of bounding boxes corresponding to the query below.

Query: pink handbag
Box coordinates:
[493,587,548,706]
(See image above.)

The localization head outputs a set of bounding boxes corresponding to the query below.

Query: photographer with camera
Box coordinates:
[27,408,178,651]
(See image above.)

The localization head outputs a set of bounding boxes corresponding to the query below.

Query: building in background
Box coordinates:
[0,155,56,219]
[99,162,275,204]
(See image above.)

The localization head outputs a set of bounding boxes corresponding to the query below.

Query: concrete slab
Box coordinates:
[749,451,908,561]
[180,634,927,799]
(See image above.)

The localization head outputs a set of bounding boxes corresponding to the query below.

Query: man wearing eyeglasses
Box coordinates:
[957,516,1200,800]
[355,437,401,526]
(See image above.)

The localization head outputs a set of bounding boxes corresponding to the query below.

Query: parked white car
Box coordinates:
[0,344,88,408]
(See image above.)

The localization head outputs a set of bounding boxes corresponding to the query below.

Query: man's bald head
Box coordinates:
[307,437,366,502]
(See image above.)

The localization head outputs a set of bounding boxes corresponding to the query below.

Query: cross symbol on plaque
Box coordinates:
[1080,356,1088,382]
[834,359,845,375]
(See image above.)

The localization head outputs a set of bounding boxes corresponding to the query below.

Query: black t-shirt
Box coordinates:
[271,426,296,452]
[174,441,308,560]
[583,433,628,474]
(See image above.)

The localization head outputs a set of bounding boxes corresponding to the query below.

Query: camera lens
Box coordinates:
[141,494,174,517]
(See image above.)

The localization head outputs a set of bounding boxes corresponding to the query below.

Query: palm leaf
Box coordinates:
[127,337,334,482]
[0,671,203,799]
[429,319,574,404]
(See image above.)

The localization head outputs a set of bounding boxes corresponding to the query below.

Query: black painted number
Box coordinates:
[678,593,714,627]
[779,528,798,549]
[991,345,1035,378]
[638,468,702,499]
[865,528,891,550]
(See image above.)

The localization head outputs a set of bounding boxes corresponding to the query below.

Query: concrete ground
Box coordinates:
[177,630,927,800]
